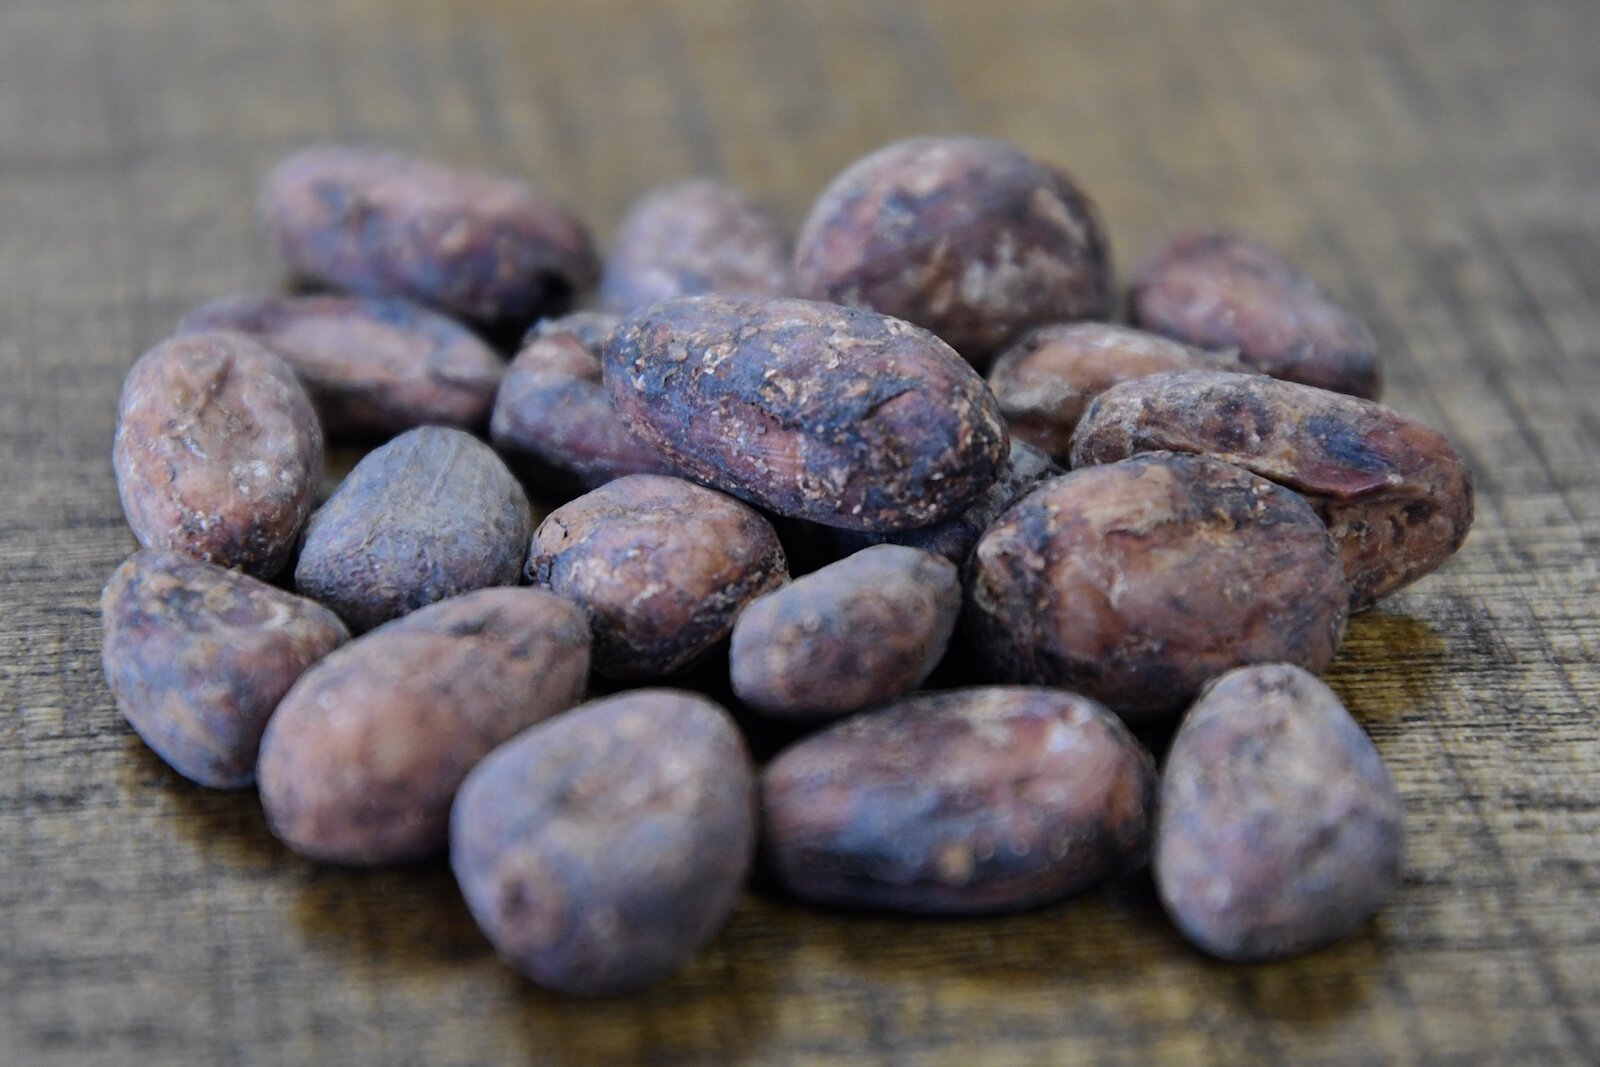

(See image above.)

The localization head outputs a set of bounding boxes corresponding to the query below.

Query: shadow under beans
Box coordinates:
[1323,607,1453,728]
[746,869,1168,983]
[283,858,785,1067]
[121,736,286,871]
[749,868,1381,1035]
[125,572,1412,1063]
[272,801,783,1065]
[1192,928,1388,1028]
[499,896,784,1067]
[288,854,492,971]
[136,729,489,976]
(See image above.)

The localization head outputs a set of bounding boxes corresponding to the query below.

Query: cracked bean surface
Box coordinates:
[967,452,1349,722]
[761,686,1156,914]
[1071,369,1474,610]
[527,474,788,681]
[295,426,532,631]
[604,295,1008,532]
[101,550,349,789]
[113,331,323,579]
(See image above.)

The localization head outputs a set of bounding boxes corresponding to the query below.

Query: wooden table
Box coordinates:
[3,0,1596,1063]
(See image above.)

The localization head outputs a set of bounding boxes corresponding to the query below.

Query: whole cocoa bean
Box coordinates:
[987,322,1246,460]
[793,136,1111,364]
[451,689,756,996]
[825,438,1060,564]
[258,587,590,864]
[730,544,959,721]
[100,550,349,789]
[296,426,531,631]
[489,312,669,495]
[177,294,503,439]
[598,179,789,314]
[1155,663,1405,960]
[604,295,1009,532]
[113,332,322,578]
[1129,229,1381,399]
[967,453,1348,723]
[761,687,1156,914]
[1070,369,1474,610]
[528,474,788,680]
[261,145,598,332]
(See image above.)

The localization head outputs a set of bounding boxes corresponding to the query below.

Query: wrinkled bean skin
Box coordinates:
[177,294,503,439]
[1129,230,1381,399]
[451,690,756,996]
[1070,370,1474,610]
[730,545,960,721]
[598,179,789,314]
[113,332,323,579]
[761,687,1156,914]
[261,145,599,332]
[793,137,1112,365]
[604,296,1009,532]
[100,550,349,789]
[988,323,1246,461]
[490,312,669,495]
[1156,664,1405,960]
[258,588,590,865]
[296,427,532,631]
[528,475,789,680]
[967,453,1349,723]
[826,438,1060,565]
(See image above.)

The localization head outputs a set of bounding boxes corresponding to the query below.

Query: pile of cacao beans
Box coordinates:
[101,136,1472,996]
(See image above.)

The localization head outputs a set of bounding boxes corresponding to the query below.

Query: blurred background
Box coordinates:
[8,0,1590,339]
[3,1,1597,1065]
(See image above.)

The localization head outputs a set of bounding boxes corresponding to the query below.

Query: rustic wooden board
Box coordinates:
[2,0,1597,1063]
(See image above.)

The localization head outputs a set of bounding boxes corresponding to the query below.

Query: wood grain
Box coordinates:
[2,0,1597,1063]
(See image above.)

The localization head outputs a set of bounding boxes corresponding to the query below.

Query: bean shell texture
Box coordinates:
[761,687,1157,914]
[967,453,1349,723]
[1129,229,1381,399]
[261,145,599,332]
[451,690,757,996]
[528,474,789,680]
[730,544,961,721]
[490,312,669,495]
[1156,664,1405,960]
[604,295,1009,532]
[177,294,504,439]
[258,587,591,865]
[113,332,323,579]
[100,550,349,789]
[987,322,1246,461]
[793,136,1112,364]
[295,426,532,632]
[1070,369,1474,610]
[825,437,1061,565]
[598,178,789,314]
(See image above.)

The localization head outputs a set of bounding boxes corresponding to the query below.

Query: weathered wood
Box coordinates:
[1,0,1596,1063]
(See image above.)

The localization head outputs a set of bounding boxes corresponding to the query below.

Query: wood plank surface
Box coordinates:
[2,1,1597,1063]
